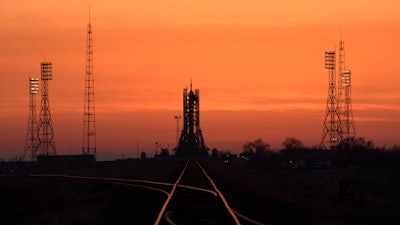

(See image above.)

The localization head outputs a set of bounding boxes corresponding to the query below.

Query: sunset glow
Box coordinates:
[1,0,399,160]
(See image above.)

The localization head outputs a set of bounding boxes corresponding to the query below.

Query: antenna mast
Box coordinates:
[338,36,356,141]
[82,8,96,156]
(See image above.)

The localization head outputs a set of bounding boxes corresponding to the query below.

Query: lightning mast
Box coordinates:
[24,77,39,160]
[338,37,356,140]
[36,62,56,155]
[321,51,342,150]
[338,37,345,127]
[82,9,96,156]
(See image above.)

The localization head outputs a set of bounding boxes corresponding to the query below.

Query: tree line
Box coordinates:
[238,137,400,169]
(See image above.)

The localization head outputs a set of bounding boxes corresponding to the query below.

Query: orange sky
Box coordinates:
[1,0,399,160]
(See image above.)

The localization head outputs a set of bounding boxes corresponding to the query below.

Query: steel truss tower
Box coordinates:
[24,77,39,160]
[176,81,207,157]
[82,14,96,156]
[36,62,56,155]
[321,51,342,150]
[338,39,356,141]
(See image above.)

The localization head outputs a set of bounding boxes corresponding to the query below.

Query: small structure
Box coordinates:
[281,150,333,169]
[140,152,147,159]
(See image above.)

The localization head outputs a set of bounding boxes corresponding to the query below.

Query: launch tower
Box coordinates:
[176,81,207,157]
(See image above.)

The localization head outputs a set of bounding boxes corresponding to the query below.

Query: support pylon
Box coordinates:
[23,77,39,160]
[36,62,56,155]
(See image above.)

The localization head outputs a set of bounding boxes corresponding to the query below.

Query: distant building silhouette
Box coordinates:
[140,152,147,159]
[175,81,207,157]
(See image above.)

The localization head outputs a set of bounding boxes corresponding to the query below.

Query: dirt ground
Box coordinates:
[1,158,400,225]
[201,159,400,225]
[0,158,185,225]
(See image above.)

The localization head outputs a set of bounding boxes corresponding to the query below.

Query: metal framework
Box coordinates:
[176,81,207,157]
[36,62,56,155]
[321,51,342,150]
[338,39,356,141]
[24,77,39,160]
[82,15,96,156]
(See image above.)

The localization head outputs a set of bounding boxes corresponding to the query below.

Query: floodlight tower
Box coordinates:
[321,51,342,150]
[338,38,356,140]
[24,77,39,160]
[36,62,56,155]
[82,12,96,156]
[176,81,207,157]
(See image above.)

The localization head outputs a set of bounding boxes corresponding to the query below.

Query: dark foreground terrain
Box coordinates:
[201,159,400,225]
[1,158,400,225]
[0,176,166,225]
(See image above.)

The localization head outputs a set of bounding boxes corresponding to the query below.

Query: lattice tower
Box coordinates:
[321,51,342,150]
[23,77,39,160]
[36,62,56,155]
[82,14,96,155]
[338,38,345,130]
[338,38,356,140]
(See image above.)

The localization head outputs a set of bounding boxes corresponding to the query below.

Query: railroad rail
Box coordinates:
[28,159,265,225]
[156,159,240,225]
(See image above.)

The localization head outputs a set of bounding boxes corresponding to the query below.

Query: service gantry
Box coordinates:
[23,77,39,160]
[176,81,207,157]
[82,11,96,156]
[36,62,56,155]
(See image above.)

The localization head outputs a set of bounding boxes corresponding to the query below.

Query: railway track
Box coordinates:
[26,159,265,225]
[157,159,240,225]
